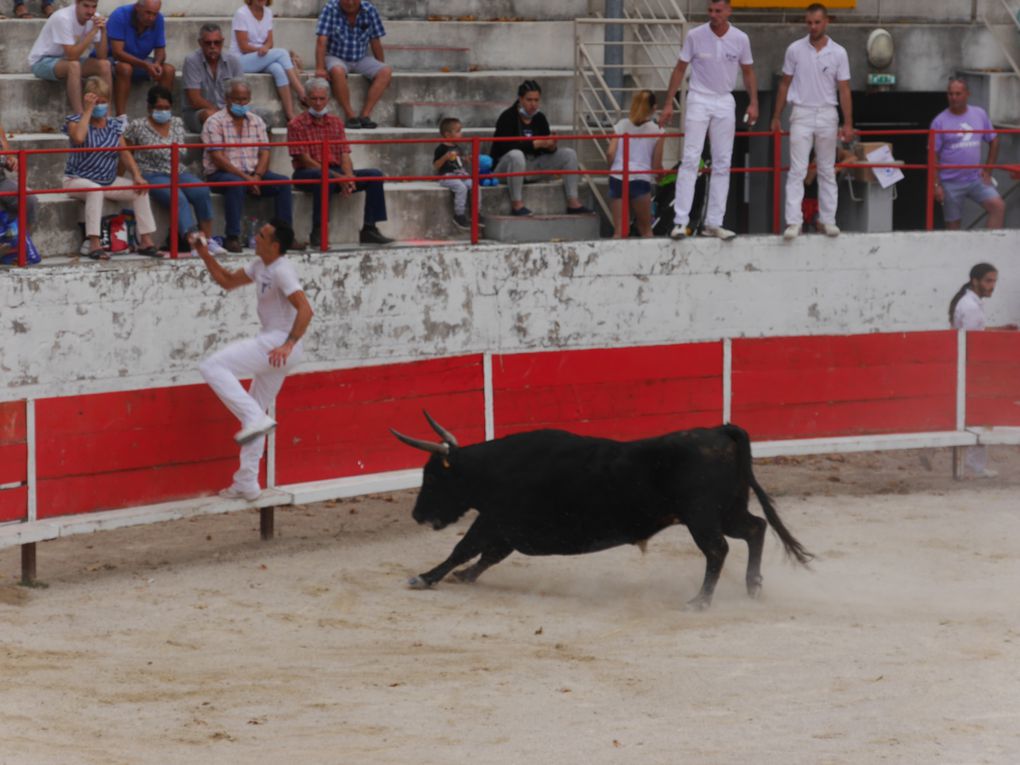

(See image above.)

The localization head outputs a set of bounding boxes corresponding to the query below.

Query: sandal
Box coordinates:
[136,245,162,258]
[87,249,111,261]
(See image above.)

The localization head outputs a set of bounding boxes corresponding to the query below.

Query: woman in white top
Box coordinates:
[607,90,664,238]
[232,0,306,122]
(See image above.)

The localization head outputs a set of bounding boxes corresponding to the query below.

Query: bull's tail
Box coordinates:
[724,424,814,567]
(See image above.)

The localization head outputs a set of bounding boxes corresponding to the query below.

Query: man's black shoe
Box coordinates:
[359,225,394,245]
[223,235,243,253]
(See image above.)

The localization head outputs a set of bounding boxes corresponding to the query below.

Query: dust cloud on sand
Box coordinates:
[1,448,1019,764]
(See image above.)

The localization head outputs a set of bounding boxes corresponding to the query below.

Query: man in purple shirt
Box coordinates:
[931,78,1004,230]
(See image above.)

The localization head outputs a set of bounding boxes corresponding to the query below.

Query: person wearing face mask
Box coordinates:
[287,78,393,248]
[63,75,159,260]
[125,85,220,252]
[489,80,591,217]
[202,78,300,253]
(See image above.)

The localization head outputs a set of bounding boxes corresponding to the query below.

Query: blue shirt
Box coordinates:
[105,3,166,60]
[63,115,125,186]
[315,0,385,62]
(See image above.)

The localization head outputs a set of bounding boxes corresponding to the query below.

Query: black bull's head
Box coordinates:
[391,412,471,529]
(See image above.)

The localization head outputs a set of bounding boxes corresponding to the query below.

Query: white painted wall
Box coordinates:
[2,231,1018,400]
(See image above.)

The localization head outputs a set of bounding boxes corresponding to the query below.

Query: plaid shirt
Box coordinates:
[201,109,269,176]
[315,0,385,62]
[287,111,351,170]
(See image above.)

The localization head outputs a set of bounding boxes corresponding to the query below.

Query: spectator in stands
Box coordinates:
[660,0,757,242]
[287,77,393,247]
[183,23,244,133]
[932,78,1005,230]
[202,78,299,253]
[13,0,55,19]
[948,263,1017,478]
[490,79,592,217]
[231,0,308,124]
[126,85,222,253]
[433,117,474,231]
[314,0,392,130]
[63,76,158,260]
[607,90,664,238]
[771,3,853,240]
[0,123,39,236]
[103,0,175,119]
[28,0,112,116]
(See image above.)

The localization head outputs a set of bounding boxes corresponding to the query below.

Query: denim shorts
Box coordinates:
[941,176,1000,222]
[608,177,652,200]
[325,54,388,80]
[31,56,66,81]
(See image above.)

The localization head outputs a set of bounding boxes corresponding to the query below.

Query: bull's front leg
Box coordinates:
[408,516,497,589]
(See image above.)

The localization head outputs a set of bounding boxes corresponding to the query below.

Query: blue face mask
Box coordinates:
[518,106,532,119]
[309,107,328,118]
[151,109,172,124]
[92,103,109,118]
[229,103,249,118]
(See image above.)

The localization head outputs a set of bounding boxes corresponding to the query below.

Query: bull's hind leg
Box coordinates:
[451,538,514,584]
[723,508,768,599]
[409,516,500,589]
[684,524,729,611]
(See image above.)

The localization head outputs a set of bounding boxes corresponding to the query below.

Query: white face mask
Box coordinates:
[309,106,329,118]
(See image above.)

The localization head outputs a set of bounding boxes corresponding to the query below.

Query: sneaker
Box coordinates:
[207,238,227,255]
[219,486,262,502]
[783,224,800,241]
[358,116,378,129]
[223,235,243,253]
[822,223,841,237]
[453,213,471,230]
[359,225,394,245]
[345,116,362,129]
[511,206,533,217]
[704,226,736,241]
[669,224,687,241]
[234,415,277,446]
[566,204,593,215]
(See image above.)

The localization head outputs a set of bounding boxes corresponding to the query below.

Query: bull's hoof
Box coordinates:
[683,595,711,612]
[747,582,763,600]
[407,575,433,590]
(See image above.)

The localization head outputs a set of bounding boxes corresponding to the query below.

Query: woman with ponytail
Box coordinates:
[607,89,664,238]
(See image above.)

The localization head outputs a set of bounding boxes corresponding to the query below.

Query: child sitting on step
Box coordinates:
[433,117,473,231]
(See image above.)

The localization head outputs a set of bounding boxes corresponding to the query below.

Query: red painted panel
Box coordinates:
[0,401,27,486]
[276,355,486,484]
[0,486,27,523]
[492,344,724,439]
[732,332,957,439]
[35,385,245,518]
[966,331,1020,427]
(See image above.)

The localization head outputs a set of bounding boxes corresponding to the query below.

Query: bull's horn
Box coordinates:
[390,428,450,455]
[423,410,459,447]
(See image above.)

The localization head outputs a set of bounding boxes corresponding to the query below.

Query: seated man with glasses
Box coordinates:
[182,23,244,133]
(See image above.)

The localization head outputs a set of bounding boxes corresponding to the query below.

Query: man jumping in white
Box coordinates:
[661,0,758,242]
[771,2,852,240]
[191,219,314,501]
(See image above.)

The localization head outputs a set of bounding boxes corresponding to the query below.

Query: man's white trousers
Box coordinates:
[785,104,840,226]
[673,91,736,229]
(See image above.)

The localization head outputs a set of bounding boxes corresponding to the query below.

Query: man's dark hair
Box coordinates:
[806,3,828,15]
[518,79,541,97]
[267,218,295,253]
[949,262,997,325]
[146,84,173,107]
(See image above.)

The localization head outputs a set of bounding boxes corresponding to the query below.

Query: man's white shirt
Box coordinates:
[679,23,753,97]
[244,257,303,335]
[782,35,850,107]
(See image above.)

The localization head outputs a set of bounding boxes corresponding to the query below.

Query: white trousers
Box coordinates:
[785,104,839,226]
[199,330,303,492]
[64,175,157,238]
[673,92,736,229]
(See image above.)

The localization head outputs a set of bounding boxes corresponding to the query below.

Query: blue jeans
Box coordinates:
[207,170,293,237]
[292,166,387,230]
[143,171,212,234]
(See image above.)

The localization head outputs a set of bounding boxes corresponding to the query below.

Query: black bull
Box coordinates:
[392,414,813,610]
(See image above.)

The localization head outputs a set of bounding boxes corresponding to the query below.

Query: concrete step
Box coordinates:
[483,211,600,243]
[395,100,508,128]
[386,45,471,72]
[26,179,586,257]
[0,69,573,134]
[0,18,580,74]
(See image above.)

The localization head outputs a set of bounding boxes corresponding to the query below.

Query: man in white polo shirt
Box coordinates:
[661,0,757,241]
[770,2,853,240]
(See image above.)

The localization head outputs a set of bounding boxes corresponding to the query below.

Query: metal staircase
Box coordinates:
[978,0,1020,127]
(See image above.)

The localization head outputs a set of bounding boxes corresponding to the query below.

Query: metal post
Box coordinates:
[260,507,275,540]
[772,127,783,234]
[21,543,36,585]
[320,136,330,252]
[17,150,28,267]
[604,0,625,113]
[470,136,481,245]
[620,133,630,238]
[169,144,179,258]
[926,128,936,231]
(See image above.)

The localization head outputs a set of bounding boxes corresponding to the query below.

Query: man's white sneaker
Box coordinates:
[822,223,841,237]
[783,224,800,241]
[234,415,277,445]
[669,224,687,241]
[207,239,227,255]
[704,226,737,241]
[219,486,262,501]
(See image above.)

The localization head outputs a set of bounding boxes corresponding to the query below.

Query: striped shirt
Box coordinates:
[63,114,126,186]
[315,0,385,62]
[201,109,269,176]
[287,111,351,170]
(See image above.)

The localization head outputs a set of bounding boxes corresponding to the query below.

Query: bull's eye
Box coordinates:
[442,458,451,469]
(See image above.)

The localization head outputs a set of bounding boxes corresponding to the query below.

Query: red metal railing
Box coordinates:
[2,127,1017,267]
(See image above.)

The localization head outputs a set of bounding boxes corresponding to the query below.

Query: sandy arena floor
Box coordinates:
[1,448,1019,764]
